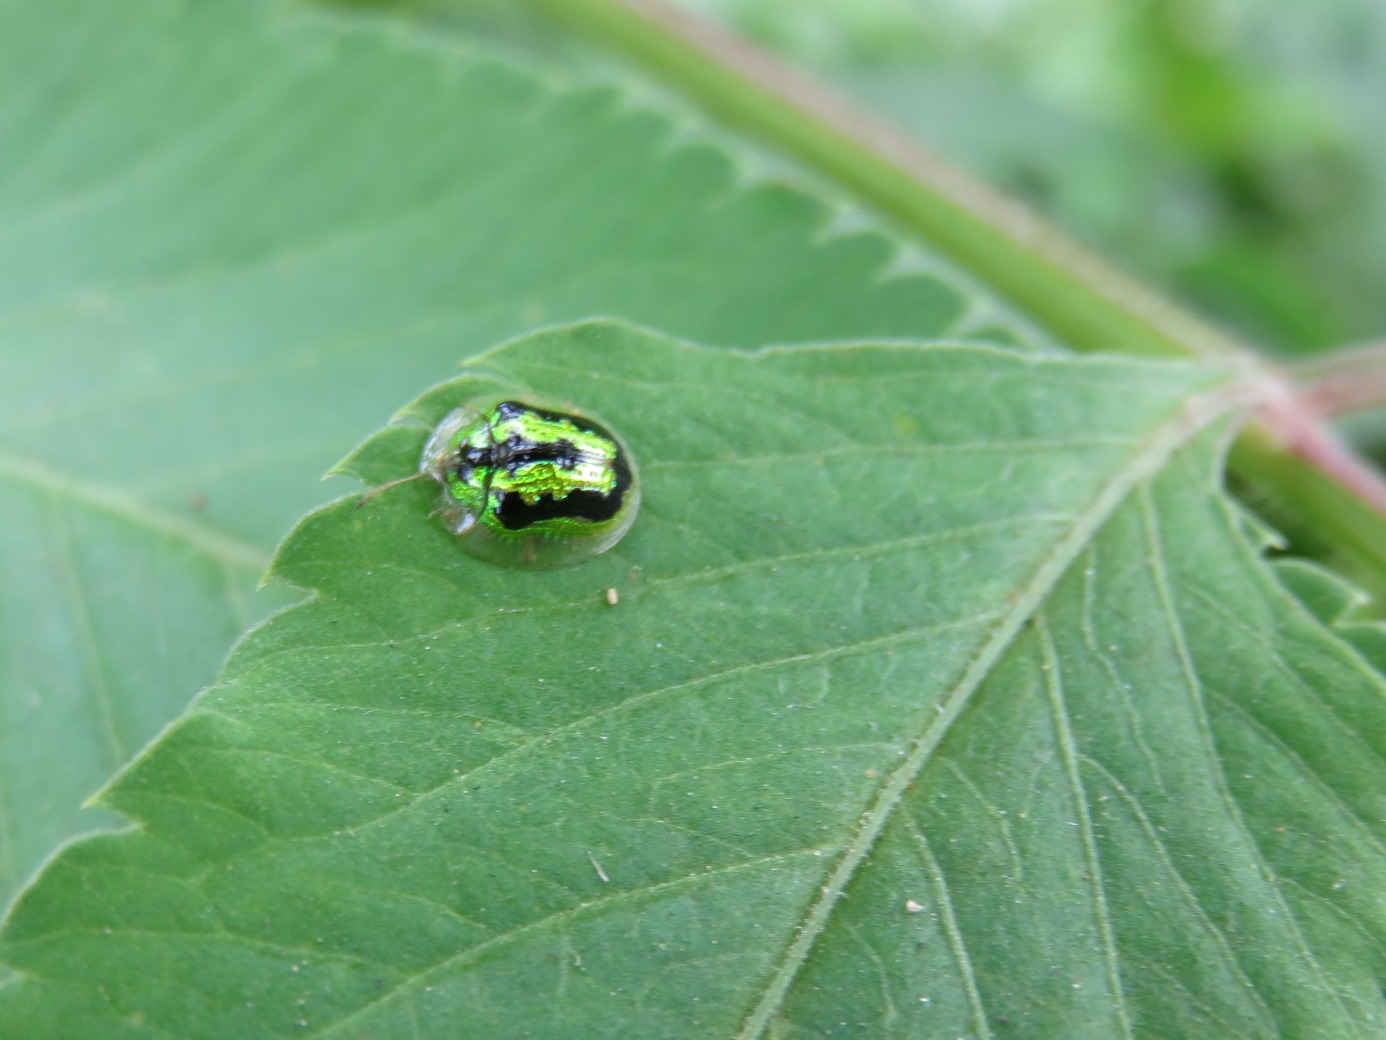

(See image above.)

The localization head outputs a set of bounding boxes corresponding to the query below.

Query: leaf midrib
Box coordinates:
[735,377,1248,1038]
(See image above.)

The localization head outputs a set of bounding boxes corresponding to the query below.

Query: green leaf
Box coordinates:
[5,321,1385,1036]
[0,0,996,915]
[5,0,1386,1033]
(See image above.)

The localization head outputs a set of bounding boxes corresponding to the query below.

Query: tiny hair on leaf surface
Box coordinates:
[3,321,1385,1038]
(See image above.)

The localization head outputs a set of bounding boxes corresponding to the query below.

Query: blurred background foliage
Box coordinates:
[356,0,1386,359]
[679,0,1386,358]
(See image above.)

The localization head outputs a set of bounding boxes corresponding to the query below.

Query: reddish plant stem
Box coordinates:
[1295,340,1386,419]
[1251,367,1386,516]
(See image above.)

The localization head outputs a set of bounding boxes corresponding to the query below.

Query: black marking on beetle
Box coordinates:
[495,487,627,530]
[496,437,586,475]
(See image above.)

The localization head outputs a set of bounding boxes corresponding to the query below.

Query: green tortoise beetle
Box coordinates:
[414,400,640,568]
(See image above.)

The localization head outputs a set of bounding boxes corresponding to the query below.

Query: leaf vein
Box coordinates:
[905,820,991,1039]
[305,848,830,1039]
[0,448,270,571]
[733,378,1244,1038]
[1036,612,1133,1039]
[282,615,994,845]
[1139,486,1352,1022]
